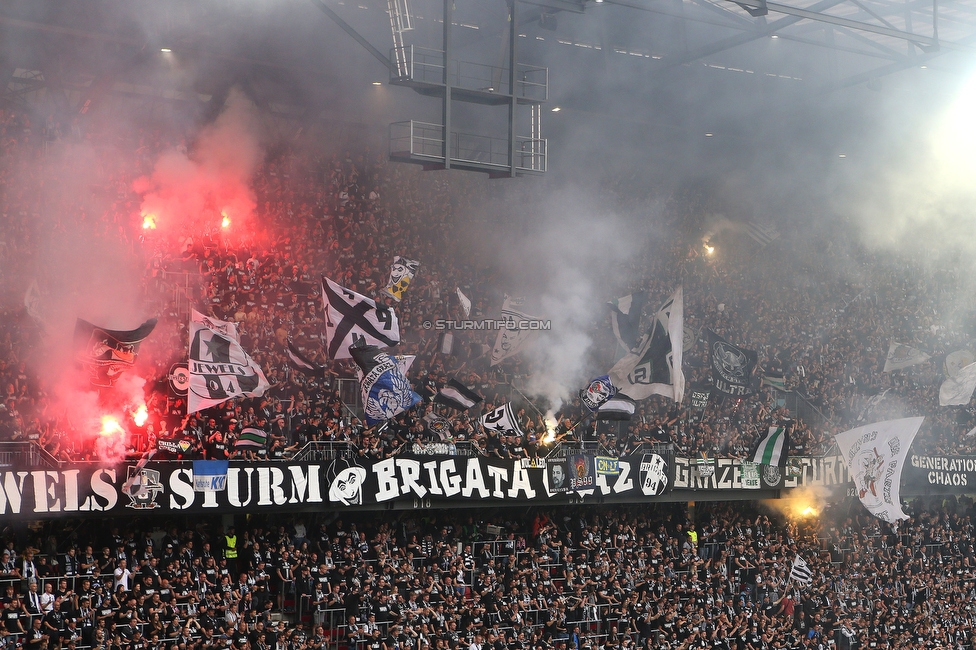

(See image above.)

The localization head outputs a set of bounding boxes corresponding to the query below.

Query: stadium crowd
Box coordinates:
[0,103,973,464]
[2,101,976,649]
[2,497,976,650]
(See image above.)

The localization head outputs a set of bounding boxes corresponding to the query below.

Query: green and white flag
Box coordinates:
[752,425,789,466]
[740,461,760,489]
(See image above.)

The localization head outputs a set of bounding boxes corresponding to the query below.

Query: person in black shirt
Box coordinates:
[43,599,66,648]
[207,432,229,460]
[25,617,48,650]
[3,599,26,637]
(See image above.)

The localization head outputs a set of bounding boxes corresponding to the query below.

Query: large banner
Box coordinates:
[13,450,976,518]
[0,453,674,518]
[904,454,976,493]
[672,456,786,491]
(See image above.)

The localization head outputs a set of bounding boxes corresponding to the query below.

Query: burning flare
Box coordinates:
[133,404,149,427]
[99,416,124,437]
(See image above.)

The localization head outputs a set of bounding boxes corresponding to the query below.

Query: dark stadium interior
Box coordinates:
[4,1,976,650]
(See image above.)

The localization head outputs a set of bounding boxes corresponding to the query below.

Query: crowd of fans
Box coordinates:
[2,497,976,650]
[2,97,976,648]
[1,102,974,465]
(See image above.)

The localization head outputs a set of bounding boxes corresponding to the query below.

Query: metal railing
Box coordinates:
[389,121,547,174]
[0,441,61,468]
[390,46,548,101]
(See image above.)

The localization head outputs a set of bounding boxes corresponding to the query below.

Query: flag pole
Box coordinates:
[509,383,548,423]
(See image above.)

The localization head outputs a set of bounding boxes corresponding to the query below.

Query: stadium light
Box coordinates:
[930,72,976,183]
[160,48,172,53]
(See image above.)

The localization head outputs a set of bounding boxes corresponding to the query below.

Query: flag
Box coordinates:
[834,417,924,523]
[349,342,421,427]
[745,221,780,247]
[762,372,786,391]
[382,256,420,302]
[169,363,189,396]
[609,286,685,403]
[883,340,930,372]
[285,339,327,377]
[456,288,472,318]
[940,361,976,406]
[120,449,157,501]
[434,379,483,411]
[235,427,268,449]
[24,280,43,326]
[596,395,636,421]
[752,425,789,466]
[480,403,524,436]
[689,384,711,409]
[569,455,595,490]
[945,350,976,379]
[188,310,269,415]
[439,331,454,355]
[490,296,540,366]
[423,413,452,440]
[580,375,617,412]
[75,317,158,388]
[392,354,416,377]
[704,329,758,397]
[789,556,813,586]
[740,461,760,489]
[547,459,570,493]
[321,276,400,359]
[857,389,889,422]
[356,354,415,383]
[192,460,228,492]
[608,293,646,355]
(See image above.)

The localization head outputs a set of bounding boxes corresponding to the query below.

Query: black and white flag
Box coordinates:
[285,339,327,377]
[480,403,524,436]
[608,293,646,356]
[745,221,780,247]
[596,395,636,421]
[883,340,930,373]
[490,296,540,367]
[705,329,758,397]
[789,556,813,586]
[834,417,922,522]
[321,276,400,360]
[456,288,472,318]
[188,310,269,415]
[423,413,453,440]
[382,257,420,302]
[75,317,158,388]
[609,286,684,403]
[434,379,483,411]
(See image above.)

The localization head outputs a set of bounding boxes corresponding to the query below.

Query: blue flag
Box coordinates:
[350,342,421,427]
[192,460,229,492]
[580,375,617,412]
